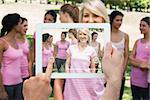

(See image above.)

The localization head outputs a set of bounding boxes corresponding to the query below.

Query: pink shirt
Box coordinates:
[70,39,78,45]
[42,46,54,67]
[131,39,150,88]
[1,39,23,85]
[56,40,69,59]
[18,39,30,78]
[63,45,104,100]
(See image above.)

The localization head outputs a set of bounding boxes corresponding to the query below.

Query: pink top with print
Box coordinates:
[63,45,104,100]
[56,40,69,59]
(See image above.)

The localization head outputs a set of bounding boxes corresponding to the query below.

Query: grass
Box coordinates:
[123,86,132,100]
[122,65,132,100]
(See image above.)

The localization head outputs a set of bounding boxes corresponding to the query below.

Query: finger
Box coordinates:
[45,58,53,78]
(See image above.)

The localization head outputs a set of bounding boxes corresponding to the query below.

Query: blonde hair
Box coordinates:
[77,28,91,44]
[80,0,109,23]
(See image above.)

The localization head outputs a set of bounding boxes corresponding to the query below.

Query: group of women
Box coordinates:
[0,0,150,100]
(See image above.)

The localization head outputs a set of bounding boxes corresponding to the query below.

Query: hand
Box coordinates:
[23,59,53,100]
[102,43,124,82]
[140,62,149,69]
[0,90,8,100]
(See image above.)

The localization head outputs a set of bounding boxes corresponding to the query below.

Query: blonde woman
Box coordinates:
[80,0,109,23]
[64,28,104,100]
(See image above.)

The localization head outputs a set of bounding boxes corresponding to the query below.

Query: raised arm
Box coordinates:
[101,43,124,100]
[23,58,53,100]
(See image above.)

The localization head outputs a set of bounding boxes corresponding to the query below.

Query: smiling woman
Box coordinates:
[0,13,24,100]
[63,28,104,100]
[80,0,109,23]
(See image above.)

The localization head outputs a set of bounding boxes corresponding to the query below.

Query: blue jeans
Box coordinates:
[4,82,23,100]
[131,84,149,100]
[55,58,66,72]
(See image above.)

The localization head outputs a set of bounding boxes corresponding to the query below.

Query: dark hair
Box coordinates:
[45,10,57,23]
[109,11,124,26]
[141,17,150,26]
[91,32,98,40]
[49,34,53,38]
[68,29,77,39]
[21,17,27,24]
[60,4,79,23]
[1,13,21,37]
[42,33,50,42]
[61,32,67,37]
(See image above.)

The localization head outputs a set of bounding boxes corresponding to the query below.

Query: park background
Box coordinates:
[0,0,150,100]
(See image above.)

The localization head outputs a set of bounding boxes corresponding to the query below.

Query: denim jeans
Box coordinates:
[4,82,23,100]
[131,84,149,100]
[55,58,66,72]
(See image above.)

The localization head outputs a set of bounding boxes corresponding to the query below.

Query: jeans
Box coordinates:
[4,82,23,100]
[55,58,66,72]
[131,84,149,100]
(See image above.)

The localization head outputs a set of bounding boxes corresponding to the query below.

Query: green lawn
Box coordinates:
[123,65,132,100]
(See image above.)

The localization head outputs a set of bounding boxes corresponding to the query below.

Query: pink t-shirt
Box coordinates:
[1,39,23,85]
[70,39,78,45]
[131,39,150,88]
[18,39,30,78]
[63,45,104,100]
[56,40,70,59]
[42,46,54,67]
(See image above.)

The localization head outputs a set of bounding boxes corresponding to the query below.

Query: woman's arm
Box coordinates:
[54,42,58,59]
[65,53,71,73]
[98,42,102,58]
[0,40,8,100]
[101,43,124,100]
[90,50,97,73]
[129,40,147,68]
[123,34,129,72]
[54,79,64,100]
[27,40,32,76]
[91,57,96,73]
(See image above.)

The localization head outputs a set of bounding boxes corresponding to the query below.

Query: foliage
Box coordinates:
[103,0,150,12]
[26,34,33,50]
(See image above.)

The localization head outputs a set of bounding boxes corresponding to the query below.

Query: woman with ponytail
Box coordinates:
[0,13,23,100]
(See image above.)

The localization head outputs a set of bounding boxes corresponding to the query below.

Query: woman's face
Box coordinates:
[59,11,67,23]
[78,31,89,43]
[93,34,98,40]
[61,33,66,40]
[140,21,150,34]
[14,18,22,33]
[112,15,123,29]
[68,33,73,39]
[21,20,28,35]
[48,36,53,43]
[44,14,54,23]
[82,8,104,23]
